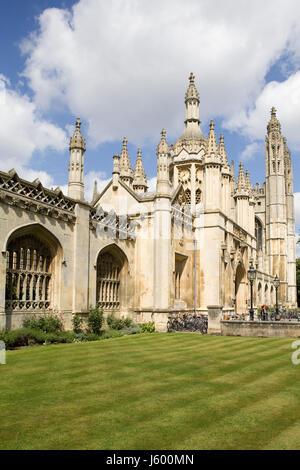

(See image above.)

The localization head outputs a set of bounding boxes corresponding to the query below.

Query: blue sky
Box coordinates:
[0,0,300,239]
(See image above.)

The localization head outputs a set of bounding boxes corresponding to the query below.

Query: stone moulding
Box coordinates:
[0,170,77,223]
[233,223,247,242]
[89,207,137,240]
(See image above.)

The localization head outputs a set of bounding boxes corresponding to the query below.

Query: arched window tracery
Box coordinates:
[96,251,123,309]
[195,188,201,204]
[5,234,52,311]
[184,188,191,205]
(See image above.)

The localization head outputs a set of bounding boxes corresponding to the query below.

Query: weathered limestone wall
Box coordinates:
[0,199,77,329]
[221,320,300,338]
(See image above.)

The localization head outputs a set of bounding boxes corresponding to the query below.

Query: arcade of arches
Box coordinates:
[2,225,278,322]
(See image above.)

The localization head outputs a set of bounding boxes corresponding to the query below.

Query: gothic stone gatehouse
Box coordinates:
[0,74,297,331]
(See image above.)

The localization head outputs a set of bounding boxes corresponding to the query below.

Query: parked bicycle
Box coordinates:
[167,313,208,334]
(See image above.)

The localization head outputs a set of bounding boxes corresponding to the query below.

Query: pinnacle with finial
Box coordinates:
[185,72,199,101]
[231,160,235,182]
[69,117,86,151]
[133,148,147,187]
[267,106,281,135]
[237,162,246,189]
[219,133,229,165]
[207,119,218,155]
[245,169,252,190]
[271,107,277,117]
[157,128,169,154]
[119,136,132,173]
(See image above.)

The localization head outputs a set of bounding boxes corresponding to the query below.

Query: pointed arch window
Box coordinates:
[5,234,52,311]
[96,252,123,309]
[184,188,191,204]
[255,218,263,251]
[195,188,201,204]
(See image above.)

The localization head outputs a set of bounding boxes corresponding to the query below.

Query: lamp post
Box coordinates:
[273,274,280,317]
[247,263,256,321]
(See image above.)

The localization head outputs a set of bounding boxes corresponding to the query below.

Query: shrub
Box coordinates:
[4,328,47,349]
[2,328,80,349]
[139,321,155,333]
[83,332,101,342]
[0,329,7,343]
[23,311,64,333]
[72,313,84,333]
[106,313,133,330]
[122,325,142,335]
[101,329,125,339]
[87,306,103,335]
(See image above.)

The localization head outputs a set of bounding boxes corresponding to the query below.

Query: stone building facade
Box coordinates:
[0,74,297,331]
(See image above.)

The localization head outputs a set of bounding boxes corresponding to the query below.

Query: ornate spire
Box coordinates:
[69,117,86,151]
[180,73,204,142]
[237,162,246,190]
[157,128,170,155]
[207,120,218,155]
[185,72,200,102]
[267,106,281,135]
[219,133,229,165]
[156,129,171,197]
[245,169,252,191]
[119,137,132,172]
[119,137,133,186]
[231,160,235,184]
[68,117,85,200]
[133,148,148,193]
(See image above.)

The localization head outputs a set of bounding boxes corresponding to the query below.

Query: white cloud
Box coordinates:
[240,142,263,161]
[20,0,300,147]
[17,168,55,188]
[147,177,157,192]
[59,170,110,202]
[84,170,110,201]
[0,75,67,176]
[225,72,300,149]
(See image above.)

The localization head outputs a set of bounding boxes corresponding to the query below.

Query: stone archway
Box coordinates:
[96,244,128,310]
[5,224,62,317]
[235,263,247,314]
[265,284,269,305]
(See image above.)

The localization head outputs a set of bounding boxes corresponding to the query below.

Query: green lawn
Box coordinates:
[1,333,300,450]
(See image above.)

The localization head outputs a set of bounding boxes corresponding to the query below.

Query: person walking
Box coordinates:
[261,304,267,321]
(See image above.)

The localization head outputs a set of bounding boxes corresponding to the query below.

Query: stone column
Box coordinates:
[72,203,90,313]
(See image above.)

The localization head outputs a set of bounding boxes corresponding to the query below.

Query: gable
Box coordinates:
[94,179,143,214]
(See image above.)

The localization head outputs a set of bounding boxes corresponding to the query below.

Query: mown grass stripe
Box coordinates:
[1,333,299,449]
